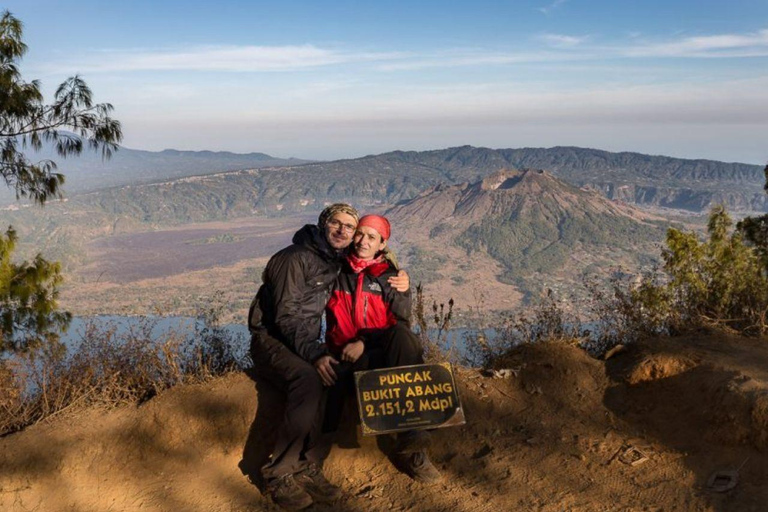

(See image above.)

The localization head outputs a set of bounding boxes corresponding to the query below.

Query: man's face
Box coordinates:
[353,225,386,260]
[324,212,357,250]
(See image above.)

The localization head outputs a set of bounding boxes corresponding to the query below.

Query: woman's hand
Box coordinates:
[388,269,410,293]
[341,339,365,363]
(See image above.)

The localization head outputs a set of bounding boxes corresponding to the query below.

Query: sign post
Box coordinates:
[354,362,465,436]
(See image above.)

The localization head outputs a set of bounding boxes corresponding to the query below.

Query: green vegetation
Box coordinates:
[737,163,768,268]
[0,227,70,353]
[405,246,446,284]
[444,173,768,364]
[451,202,768,364]
[456,203,664,300]
[0,11,121,353]
[588,205,768,347]
[615,165,768,337]
[0,11,121,203]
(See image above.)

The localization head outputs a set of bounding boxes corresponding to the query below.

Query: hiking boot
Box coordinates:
[397,450,442,484]
[265,474,313,511]
[294,463,342,503]
[394,430,431,454]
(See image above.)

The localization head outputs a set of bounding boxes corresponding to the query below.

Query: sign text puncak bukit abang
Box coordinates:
[354,363,465,435]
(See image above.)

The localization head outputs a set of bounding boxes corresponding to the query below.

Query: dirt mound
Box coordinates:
[607,335,768,451]
[623,353,699,384]
[2,336,768,511]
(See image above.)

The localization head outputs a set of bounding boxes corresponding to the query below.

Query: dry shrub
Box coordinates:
[0,313,246,436]
[463,289,583,368]
[580,272,670,357]
[0,360,26,428]
[413,283,455,362]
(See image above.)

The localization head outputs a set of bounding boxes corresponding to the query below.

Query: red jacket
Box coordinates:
[325,257,411,354]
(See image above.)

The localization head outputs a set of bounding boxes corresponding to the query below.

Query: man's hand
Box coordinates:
[388,269,410,293]
[314,355,339,386]
[341,340,365,363]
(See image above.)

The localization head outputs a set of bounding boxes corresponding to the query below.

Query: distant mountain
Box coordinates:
[0,140,312,203]
[4,144,763,214]
[387,169,668,300]
[2,145,761,256]
[353,146,766,213]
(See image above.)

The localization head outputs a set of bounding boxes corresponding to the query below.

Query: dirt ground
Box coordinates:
[1,334,767,511]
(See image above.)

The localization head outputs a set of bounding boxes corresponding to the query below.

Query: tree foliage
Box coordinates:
[1,10,122,204]
[0,227,70,353]
[626,205,768,336]
[736,163,768,268]
[0,11,121,353]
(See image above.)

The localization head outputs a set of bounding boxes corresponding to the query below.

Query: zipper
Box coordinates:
[363,296,368,327]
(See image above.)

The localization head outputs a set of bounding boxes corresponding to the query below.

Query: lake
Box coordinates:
[59,315,486,363]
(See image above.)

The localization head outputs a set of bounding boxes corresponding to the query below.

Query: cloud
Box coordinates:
[625,28,768,58]
[538,0,568,16]
[37,27,768,79]
[386,27,768,70]
[373,50,573,71]
[539,33,589,48]
[46,44,406,74]
[370,27,768,72]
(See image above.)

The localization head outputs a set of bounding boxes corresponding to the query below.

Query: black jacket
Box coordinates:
[248,224,342,363]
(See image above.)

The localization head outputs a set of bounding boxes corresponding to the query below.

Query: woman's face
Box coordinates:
[353,225,387,260]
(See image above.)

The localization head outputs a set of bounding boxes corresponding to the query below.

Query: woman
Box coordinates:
[325,214,411,363]
[323,214,441,483]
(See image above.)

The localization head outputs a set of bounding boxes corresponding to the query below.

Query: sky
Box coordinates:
[5,0,768,163]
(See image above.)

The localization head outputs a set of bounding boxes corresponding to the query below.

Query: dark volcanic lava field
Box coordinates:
[80,215,314,283]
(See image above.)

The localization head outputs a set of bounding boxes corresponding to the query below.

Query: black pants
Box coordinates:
[323,323,427,446]
[251,323,425,480]
[250,329,328,480]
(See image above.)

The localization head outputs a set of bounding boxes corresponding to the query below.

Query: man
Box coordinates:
[248,204,408,511]
[323,214,441,483]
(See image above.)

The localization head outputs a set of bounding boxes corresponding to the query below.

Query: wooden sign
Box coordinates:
[354,362,465,436]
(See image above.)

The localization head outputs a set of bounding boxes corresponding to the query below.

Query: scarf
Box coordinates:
[347,253,385,330]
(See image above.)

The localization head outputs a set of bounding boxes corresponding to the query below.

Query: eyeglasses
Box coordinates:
[326,219,356,233]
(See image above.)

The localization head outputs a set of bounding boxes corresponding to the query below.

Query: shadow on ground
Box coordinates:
[603,338,768,512]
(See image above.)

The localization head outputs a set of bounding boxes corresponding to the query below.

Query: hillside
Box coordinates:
[3,145,763,224]
[0,142,311,204]
[1,145,761,255]
[0,169,673,319]
[387,169,667,301]
[2,335,767,511]
[65,146,766,219]
[0,145,758,319]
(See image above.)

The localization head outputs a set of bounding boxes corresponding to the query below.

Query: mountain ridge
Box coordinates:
[0,140,313,203]
[386,168,667,301]
[4,144,763,214]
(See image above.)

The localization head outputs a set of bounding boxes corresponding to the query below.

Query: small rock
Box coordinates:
[473,443,493,459]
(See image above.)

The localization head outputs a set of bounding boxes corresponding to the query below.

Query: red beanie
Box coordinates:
[357,215,391,241]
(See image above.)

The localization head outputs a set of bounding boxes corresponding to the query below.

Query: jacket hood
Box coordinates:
[292,224,340,261]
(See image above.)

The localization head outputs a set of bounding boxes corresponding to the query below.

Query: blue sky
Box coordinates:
[6,0,768,163]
